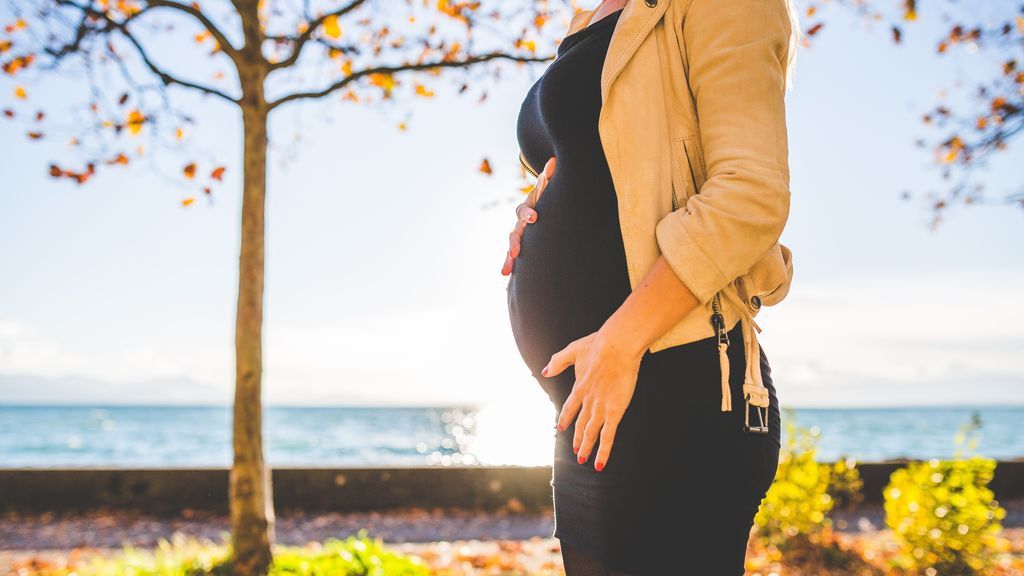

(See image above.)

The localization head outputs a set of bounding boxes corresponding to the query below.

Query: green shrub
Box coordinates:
[883,416,1007,575]
[754,414,835,546]
[828,456,864,511]
[63,530,429,576]
[269,531,430,576]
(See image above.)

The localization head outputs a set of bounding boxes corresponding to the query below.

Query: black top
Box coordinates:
[507,8,630,404]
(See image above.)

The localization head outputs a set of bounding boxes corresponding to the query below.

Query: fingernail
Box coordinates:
[577,454,586,464]
[595,461,605,472]
[527,214,535,222]
[541,366,549,377]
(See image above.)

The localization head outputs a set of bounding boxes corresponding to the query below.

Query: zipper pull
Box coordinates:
[711,301,732,412]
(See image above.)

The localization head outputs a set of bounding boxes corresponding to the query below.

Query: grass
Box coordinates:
[12,530,430,576]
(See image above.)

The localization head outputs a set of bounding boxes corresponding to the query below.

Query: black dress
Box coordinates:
[507,8,782,575]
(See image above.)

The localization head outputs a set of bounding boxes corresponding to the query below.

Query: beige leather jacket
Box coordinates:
[517,0,796,414]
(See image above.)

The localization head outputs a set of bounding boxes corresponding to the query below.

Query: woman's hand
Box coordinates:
[542,328,645,472]
[501,156,557,276]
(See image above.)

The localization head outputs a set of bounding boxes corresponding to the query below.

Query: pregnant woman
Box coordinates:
[502,0,800,574]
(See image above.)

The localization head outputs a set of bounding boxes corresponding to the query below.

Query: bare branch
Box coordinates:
[119,28,240,103]
[145,0,241,59]
[53,0,239,104]
[268,52,552,110]
[267,0,366,72]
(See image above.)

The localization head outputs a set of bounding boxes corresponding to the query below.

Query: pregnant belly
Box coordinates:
[505,183,632,377]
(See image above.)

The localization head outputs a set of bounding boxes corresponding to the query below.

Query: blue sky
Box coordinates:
[0,1,1021,410]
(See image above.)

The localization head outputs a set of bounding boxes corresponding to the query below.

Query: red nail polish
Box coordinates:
[577,454,586,464]
[541,366,549,377]
[595,461,604,471]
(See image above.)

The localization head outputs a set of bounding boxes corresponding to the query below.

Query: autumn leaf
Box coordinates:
[175,127,185,140]
[515,39,537,53]
[368,72,396,95]
[902,0,917,21]
[3,54,35,75]
[181,197,196,207]
[26,131,43,139]
[210,166,226,181]
[0,40,11,54]
[322,15,342,39]
[3,18,26,34]
[126,109,146,135]
[415,84,435,97]
[806,23,824,37]
[13,85,26,99]
[479,158,492,175]
[397,121,407,131]
[183,162,197,179]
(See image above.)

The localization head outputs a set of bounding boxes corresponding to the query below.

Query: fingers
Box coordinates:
[542,339,578,379]
[500,251,514,276]
[557,385,583,433]
[508,219,527,259]
[574,405,600,464]
[501,156,551,276]
[570,400,591,454]
[591,412,621,471]
[529,156,556,208]
[542,156,557,180]
[516,205,538,224]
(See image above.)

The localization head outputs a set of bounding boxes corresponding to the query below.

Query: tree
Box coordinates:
[0,1,559,573]
[801,0,1024,223]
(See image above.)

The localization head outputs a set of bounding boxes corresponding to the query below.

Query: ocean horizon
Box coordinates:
[2,404,1022,468]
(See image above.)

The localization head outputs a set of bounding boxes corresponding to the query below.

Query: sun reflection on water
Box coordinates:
[462,399,555,466]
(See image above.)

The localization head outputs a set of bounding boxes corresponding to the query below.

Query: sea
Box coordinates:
[1,405,1022,468]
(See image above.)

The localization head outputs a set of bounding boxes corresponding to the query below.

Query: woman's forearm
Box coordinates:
[597,255,702,358]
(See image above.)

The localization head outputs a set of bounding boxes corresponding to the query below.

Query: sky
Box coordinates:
[0,1,1021,410]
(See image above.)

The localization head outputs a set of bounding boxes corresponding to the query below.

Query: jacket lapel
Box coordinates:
[601,0,672,103]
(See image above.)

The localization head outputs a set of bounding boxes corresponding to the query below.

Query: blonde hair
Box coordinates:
[783,0,803,92]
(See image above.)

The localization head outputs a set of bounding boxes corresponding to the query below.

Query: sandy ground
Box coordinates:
[2,502,1023,574]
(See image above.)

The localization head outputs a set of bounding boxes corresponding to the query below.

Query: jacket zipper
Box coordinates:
[519,152,539,178]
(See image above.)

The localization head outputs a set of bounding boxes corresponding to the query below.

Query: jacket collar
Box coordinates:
[597,0,673,102]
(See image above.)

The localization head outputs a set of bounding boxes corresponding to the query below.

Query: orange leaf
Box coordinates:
[210,166,226,181]
[181,197,196,207]
[479,158,492,175]
[26,131,43,139]
[322,14,342,39]
[13,85,26,99]
[0,40,11,53]
[183,162,197,179]
[415,84,435,97]
[126,109,145,135]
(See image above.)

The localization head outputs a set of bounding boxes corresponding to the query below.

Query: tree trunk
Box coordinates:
[230,96,275,575]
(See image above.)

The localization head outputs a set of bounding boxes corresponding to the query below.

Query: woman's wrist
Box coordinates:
[597,310,650,362]
[598,255,702,360]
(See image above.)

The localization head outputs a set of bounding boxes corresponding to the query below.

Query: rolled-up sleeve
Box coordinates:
[655,0,793,305]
